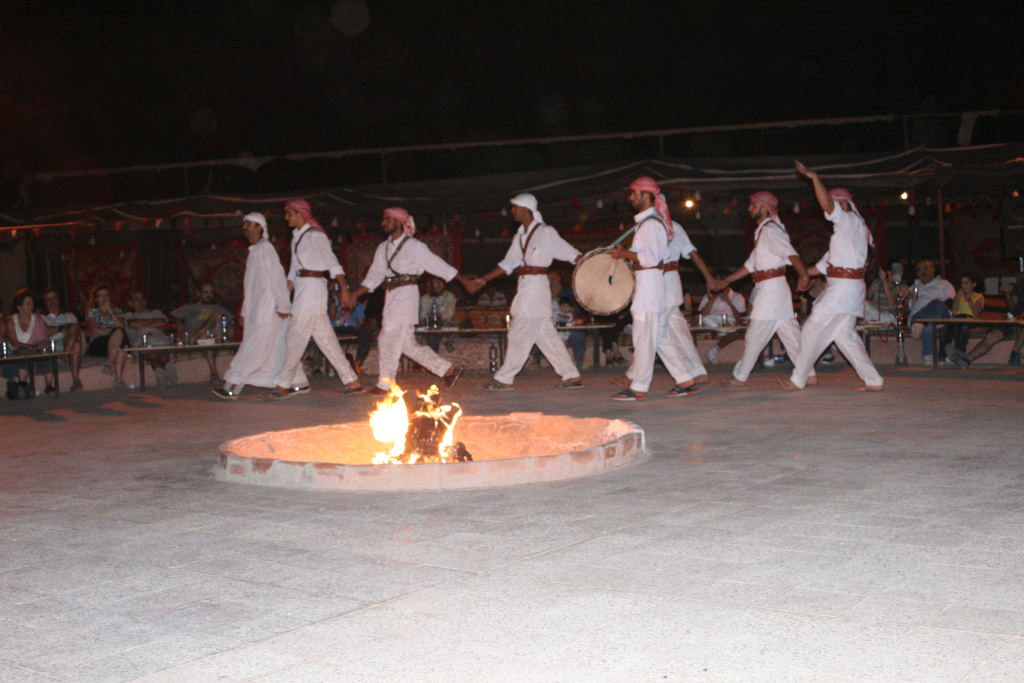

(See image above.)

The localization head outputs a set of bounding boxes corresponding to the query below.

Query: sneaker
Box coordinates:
[483,380,513,392]
[102,363,114,375]
[164,364,178,385]
[44,385,56,396]
[556,379,584,390]
[267,387,296,400]
[290,385,311,395]
[153,366,167,388]
[922,355,933,366]
[666,384,699,397]
[114,380,128,390]
[338,383,365,396]
[706,346,719,364]
[211,387,239,400]
[610,388,646,401]
[945,344,970,369]
[443,365,464,388]
[1009,351,1021,366]
[70,379,83,392]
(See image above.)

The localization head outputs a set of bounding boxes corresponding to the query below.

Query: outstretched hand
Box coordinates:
[794,160,816,179]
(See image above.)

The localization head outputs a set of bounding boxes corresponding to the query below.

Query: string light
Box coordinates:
[684,199,695,209]
[900,191,909,201]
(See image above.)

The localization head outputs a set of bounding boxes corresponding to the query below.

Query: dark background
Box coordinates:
[3,0,1023,200]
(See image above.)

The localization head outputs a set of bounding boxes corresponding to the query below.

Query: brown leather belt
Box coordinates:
[661,262,680,272]
[383,274,420,291]
[826,265,866,279]
[751,267,786,283]
[514,266,549,276]
[297,269,329,278]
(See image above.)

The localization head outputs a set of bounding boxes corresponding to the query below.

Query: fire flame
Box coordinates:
[369,384,463,464]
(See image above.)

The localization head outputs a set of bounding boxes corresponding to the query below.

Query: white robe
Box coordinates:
[360,235,459,389]
[493,220,581,384]
[627,208,673,393]
[224,239,292,389]
[663,220,705,380]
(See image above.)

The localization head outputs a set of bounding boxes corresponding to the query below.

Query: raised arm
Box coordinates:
[794,161,835,214]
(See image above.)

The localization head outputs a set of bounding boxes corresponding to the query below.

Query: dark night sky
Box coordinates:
[3,0,1023,180]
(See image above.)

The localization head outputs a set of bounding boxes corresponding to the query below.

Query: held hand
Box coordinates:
[276,312,289,319]
[797,274,811,292]
[609,244,629,260]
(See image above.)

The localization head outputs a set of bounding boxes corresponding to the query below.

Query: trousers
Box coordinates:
[790,312,883,388]
[732,317,808,383]
[274,314,357,387]
[376,323,452,390]
[494,315,579,385]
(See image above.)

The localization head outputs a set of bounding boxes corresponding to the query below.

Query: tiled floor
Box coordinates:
[1,363,1022,681]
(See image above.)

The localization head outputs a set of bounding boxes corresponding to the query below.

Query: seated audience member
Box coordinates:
[941,273,984,363]
[476,284,507,307]
[864,263,898,323]
[328,284,374,371]
[171,280,234,383]
[3,289,55,396]
[947,272,1024,368]
[123,290,177,388]
[698,272,747,364]
[907,259,955,364]
[419,276,457,352]
[41,287,84,391]
[85,283,130,388]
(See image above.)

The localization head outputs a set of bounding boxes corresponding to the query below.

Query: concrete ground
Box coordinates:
[1,362,1023,682]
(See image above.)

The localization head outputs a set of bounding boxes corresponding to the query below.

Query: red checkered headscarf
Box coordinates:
[629,176,673,239]
[749,191,779,217]
[285,198,325,233]
[383,207,416,237]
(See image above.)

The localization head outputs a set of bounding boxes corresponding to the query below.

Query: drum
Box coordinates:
[571,248,635,315]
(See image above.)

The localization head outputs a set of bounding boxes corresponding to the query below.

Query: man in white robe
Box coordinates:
[270,198,363,399]
[213,213,290,400]
[718,191,812,386]
[609,176,696,400]
[468,193,584,391]
[781,162,884,391]
[349,207,471,394]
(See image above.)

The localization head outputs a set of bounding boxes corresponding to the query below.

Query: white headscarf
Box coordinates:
[243,212,269,241]
[510,193,545,226]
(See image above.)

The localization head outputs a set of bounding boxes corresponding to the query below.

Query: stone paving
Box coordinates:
[1,362,1023,682]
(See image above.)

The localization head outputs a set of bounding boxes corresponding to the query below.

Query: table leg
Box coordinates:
[498,333,507,365]
[138,354,147,390]
[932,324,940,370]
[592,328,600,369]
[52,357,60,396]
[28,363,37,397]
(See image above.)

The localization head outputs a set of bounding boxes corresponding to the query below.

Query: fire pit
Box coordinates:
[216,385,645,491]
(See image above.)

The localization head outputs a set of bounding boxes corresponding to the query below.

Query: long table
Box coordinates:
[415,324,616,367]
[0,350,73,396]
[915,317,1023,369]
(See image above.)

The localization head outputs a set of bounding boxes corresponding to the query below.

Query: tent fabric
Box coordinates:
[3,144,1023,229]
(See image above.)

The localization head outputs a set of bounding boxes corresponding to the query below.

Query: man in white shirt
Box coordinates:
[907,259,955,364]
[468,193,584,391]
[697,273,747,364]
[609,176,696,400]
[40,287,84,391]
[213,213,291,400]
[718,191,812,386]
[349,207,470,394]
[270,198,363,399]
[782,162,884,391]
[662,211,717,386]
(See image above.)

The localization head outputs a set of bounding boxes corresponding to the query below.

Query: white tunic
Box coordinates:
[497,220,580,317]
[361,236,458,325]
[743,217,797,320]
[224,239,291,388]
[287,224,344,317]
[629,208,669,314]
[663,220,696,308]
[811,205,873,317]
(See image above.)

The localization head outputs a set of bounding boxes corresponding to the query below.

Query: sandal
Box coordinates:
[610,388,646,401]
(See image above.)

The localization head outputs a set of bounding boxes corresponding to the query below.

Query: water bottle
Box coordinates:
[429,300,440,330]
[488,343,498,373]
[170,331,178,345]
[0,341,9,357]
[141,332,150,347]
[219,315,229,342]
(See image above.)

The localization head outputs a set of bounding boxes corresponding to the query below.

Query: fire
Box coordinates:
[369,384,465,464]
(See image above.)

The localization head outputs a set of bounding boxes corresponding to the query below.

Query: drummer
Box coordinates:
[467,193,584,391]
[609,176,695,401]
